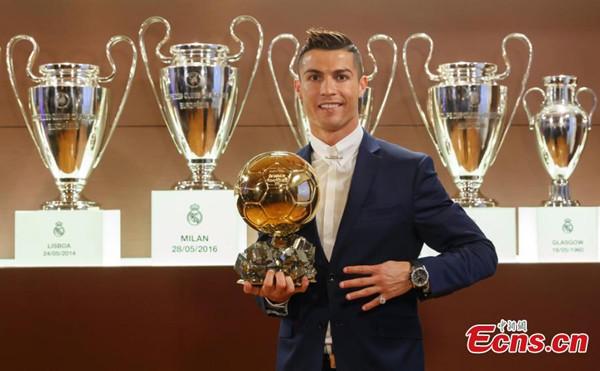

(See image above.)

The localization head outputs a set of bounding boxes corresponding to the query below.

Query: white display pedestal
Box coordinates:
[14,210,120,267]
[419,208,517,262]
[518,207,599,263]
[151,190,246,266]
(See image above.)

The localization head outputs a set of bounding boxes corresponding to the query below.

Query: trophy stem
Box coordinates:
[175,160,229,190]
[453,179,497,207]
[43,179,99,210]
[544,179,579,207]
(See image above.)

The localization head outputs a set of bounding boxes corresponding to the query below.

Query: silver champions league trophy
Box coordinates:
[139,16,263,190]
[523,75,597,206]
[403,33,533,207]
[6,35,137,210]
[268,33,397,147]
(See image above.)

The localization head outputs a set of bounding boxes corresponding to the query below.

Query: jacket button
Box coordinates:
[328,273,336,283]
[318,321,327,329]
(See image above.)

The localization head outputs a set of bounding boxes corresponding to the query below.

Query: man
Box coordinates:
[243,28,498,371]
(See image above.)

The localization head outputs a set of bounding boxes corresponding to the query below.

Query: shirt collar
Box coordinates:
[310,124,363,162]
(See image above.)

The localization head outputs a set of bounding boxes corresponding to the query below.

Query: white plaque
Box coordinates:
[151,190,246,266]
[419,208,516,263]
[14,210,120,266]
[536,207,598,262]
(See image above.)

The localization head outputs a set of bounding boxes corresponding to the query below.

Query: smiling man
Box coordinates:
[243,28,498,371]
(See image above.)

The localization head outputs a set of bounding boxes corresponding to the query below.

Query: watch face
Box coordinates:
[411,267,429,287]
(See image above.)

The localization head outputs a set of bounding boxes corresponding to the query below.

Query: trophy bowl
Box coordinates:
[234,151,320,285]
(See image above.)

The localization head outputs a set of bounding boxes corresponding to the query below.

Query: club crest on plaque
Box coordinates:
[53,221,65,238]
[187,204,203,226]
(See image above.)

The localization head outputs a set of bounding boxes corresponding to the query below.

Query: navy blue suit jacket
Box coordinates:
[263,131,497,371]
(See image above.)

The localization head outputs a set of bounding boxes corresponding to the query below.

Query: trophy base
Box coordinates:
[542,199,580,207]
[234,236,317,286]
[543,181,579,207]
[42,200,100,210]
[236,278,317,287]
[173,179,230,191]
[452,193,497,208]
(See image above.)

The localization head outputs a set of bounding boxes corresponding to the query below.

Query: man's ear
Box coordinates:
[359,75,368,97]
[294,78,302,99]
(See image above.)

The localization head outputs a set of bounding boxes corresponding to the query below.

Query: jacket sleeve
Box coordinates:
[411,155,498,299]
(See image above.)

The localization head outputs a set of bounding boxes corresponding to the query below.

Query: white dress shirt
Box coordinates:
[310,124,363,348]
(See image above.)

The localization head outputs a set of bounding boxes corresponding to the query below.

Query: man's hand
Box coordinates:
[339,261,412,311]
[242,270,309,304]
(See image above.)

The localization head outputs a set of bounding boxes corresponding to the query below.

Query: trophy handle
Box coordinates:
[5,35,49,168]
[94,36,137,168]
[490,33,533,166]
[223,15,264,153]
[575,87,598,131]
[365,34,398,135]
[522,87,545,131]
[138,16,181,154]
[268,33,305,148]
[402,33,446,166]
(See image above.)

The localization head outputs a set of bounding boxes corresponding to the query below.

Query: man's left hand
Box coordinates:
[339,261,412,311]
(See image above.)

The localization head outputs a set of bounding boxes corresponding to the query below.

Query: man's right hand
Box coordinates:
[242,270,309,303]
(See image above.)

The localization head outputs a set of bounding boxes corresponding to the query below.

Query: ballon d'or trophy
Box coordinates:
[523,75,597,206]
[139,15,263,189]
[234,152,319,285]
[268,33,397,147]
[403,33,533,207]
[7,35,137,209]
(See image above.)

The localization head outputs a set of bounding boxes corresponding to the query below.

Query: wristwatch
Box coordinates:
[409,260,429,290]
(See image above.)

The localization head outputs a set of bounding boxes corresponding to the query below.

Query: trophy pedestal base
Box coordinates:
[14,210,120,266]
[151,190,246,266]
[543,181,579,207]
[173,179,230,191]
[518,207,599,262]
[542,199,580,207]
[452,193,497,208]
[236,278,317,287]
[42,200,99,210]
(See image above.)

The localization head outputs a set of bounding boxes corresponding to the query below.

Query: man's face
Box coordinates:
[294,49,367,142]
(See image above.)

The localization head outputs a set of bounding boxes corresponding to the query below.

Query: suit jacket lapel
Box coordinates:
[330,132,381,263]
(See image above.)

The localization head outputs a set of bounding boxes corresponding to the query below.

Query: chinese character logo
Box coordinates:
[187,204,203,226]
[562,218,574,234]
[53,221,65,237]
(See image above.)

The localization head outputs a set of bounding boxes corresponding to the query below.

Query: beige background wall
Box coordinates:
[0,0,599,259]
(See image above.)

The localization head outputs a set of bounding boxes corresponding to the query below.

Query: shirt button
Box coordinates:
[328,273,336,283]
[318,321,327,329]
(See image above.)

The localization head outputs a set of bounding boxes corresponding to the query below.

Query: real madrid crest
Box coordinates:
[187,204,203,226]
[54,221,65,237]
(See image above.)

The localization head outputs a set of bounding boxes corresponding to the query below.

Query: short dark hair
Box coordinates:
[297,27,364,77]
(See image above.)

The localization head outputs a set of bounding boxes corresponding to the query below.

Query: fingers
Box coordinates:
[361,296,382,311]
[345,286,379,301]
[343,265,376,275]
[242,281,261,295]
[296,276,309,293]
[339,276,375,289]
